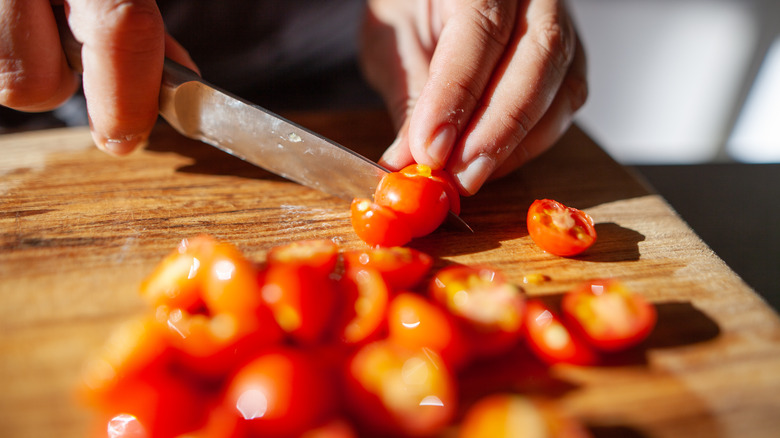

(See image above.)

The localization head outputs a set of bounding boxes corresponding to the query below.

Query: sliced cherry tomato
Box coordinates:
[527,199,597,256]
[524,299,597,365]
[458,394,591,438]
[397,163,461,215]
[374,165,450,237]
[344,340,457,437]
[261,264,337,344]
[223,347,336,438]
[387,292,468,369]
[300,418,359,438]
[562,279,657,351]
[333,267,390,345]
[350,198,412,247]
[341,246,433,291]
[267,239,339,275]
[429,265,526,357]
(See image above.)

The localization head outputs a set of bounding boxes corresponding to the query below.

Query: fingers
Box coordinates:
[68,0,166,155]
[0,0,79,111]
[406,0,519,169]
[447,0,580,194]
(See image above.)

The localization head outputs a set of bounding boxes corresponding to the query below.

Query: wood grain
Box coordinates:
[1,111,779,437]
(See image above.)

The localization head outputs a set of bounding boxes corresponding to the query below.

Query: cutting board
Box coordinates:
[2,111,779,437]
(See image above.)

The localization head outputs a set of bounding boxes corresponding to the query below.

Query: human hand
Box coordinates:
[361,0,587,195]
[0,0,197,155]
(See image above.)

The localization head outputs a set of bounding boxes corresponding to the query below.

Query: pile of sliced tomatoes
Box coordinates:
[81,234,656,438]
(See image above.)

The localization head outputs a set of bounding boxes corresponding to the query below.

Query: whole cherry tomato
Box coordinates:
[526,199,597,256]
[396,164,461,215]
[562,279,657,351]
[373,164,450,238]
[429,265,526,358]
[524,299,597,366]
[341,246,433,291]
[350,198,412,247]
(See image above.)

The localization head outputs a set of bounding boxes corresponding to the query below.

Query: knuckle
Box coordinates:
[533,12,575,75]
[96,1,165,54]
[500,106,534,148]
[470,0,514,47]
[565,70,589,112]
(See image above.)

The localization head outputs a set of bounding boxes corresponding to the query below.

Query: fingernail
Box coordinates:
[425,124,457,167]
[454,155,494,195]
[95,133,148,156]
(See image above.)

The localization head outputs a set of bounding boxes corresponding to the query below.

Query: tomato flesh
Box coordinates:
[342,246,433,290]
[524,299,597,365]
[527,199,597,256]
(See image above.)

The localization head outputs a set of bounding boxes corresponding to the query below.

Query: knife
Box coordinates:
[55,8,471,230]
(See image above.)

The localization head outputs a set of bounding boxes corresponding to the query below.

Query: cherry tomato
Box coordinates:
[334,267,390,345]
[300,418,359,438]
[344,340,457,437]
[562,279,657,351]
[261,264,337,344]
[397,164,461,215]
[223,348,337,438]
[527,199,597,256]
[429,265,526,357]
[350,198,412,247]
[458,394,591,438]
[524,299,597,365]
[267,239,339,275]
[387,292,468,369]
[374,165,450,238]
[342,246,433,290]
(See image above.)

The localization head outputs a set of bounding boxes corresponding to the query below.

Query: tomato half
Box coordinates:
[429,265,526,358]
[350,198,412,247]
[524,299,597,365]
[341,246,433,291]
[562,279,657,351]
[374,165,450,237]
[397,164,461,215]
[526,199,597,256]
[267,239,339,275]
[334,267,390,345]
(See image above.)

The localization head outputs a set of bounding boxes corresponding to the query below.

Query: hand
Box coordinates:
[361,0,587,195]
[0,0,197,155]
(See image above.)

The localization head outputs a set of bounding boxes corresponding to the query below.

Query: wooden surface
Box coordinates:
[2,111,779,437]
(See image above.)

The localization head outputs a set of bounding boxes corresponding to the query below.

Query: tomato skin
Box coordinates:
[341,246,433,290]
[428,265,526,358]
[374,166,450,238]
[222,348,337,438]
[387,292,469,369]
[527,199,597,256]
[267,239,339,275]
[350,198,412,247]
[562,279,657,351]
[333,267,390,345]
[398,164,461,215]
[524,299,598,366]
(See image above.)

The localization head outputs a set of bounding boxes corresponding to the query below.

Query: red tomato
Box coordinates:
[429,265,526,357]
[526,199,597,256]
[334,267,390,345]
[267,239,339,275]
[387,292,468,369]
[261,264,337,344]
[300,418,359,438]
[397,164,461,215]
[350,198,412,247]
[341,246,433,290]
[200,239,266,317]
[374,165,450,237]
[524,299,597,365]
[458,394,591,438]
[344,340,457,437]
[562,279,657,351]
[223,348,336,438]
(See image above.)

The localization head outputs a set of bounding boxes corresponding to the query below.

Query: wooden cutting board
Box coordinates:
[1,111,779,437]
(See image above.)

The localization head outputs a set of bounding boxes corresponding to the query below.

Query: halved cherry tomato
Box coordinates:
[458,394,591,438]
[267,239,339,275]
[350,198,412,247]
[429,265,526,357]
[300,418,359,438]
[223,348,336,438]
[342,246,433,290]
[374,164,450,238]
[527,199,597,256]
[562,279,657,351]
[333,267,390,345]
[387,292,468,369]
[344,340,457,437]
[524,299,597,365]
[397,164,461,215]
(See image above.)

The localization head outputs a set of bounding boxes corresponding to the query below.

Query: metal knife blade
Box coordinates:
[158,60,388,201]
